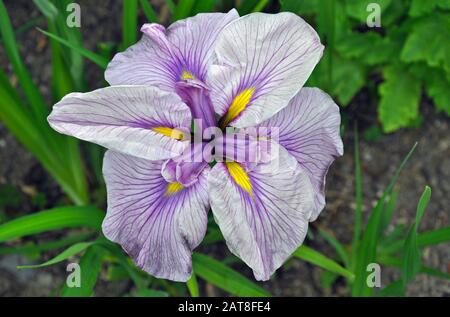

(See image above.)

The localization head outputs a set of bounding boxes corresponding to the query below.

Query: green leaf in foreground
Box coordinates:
[293,245,354,281]
[17,241,94,269]
[0,206,105,242]
[186,272,200,297]
[192,253,270,297]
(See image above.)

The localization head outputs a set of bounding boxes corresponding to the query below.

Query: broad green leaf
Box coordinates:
[293,246,354,281]
[378,65,421,132]
[17,242,95,269]
[192,253,270,297]
[352,143,417,296]
[61,244,106,296]
[186,272,200,297]
[409,0,450,17]
[401,186,431,289]
[345,0,392,23]
[121,0,138,50]
[38,28,108,69]
[424,68,450,116]
[0,206,105,242]
[401,14,450,73]
[336,31,399,66]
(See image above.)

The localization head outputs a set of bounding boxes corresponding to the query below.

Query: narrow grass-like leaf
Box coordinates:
[0,206,105,242]
[61,244,106,296]
[17,242,95,269]
[192,253,270,297]
[351,128,363,271]
[33,0,58,20]
[139,0,159,23]
[186,272,200,297]
[352,143,418,296]
[401,186,431,289]
[121,0,138,50]
[172,0,196,21]
[318,228,350,268]
[38,28,108,69]
[293,245,354,281]
[379,189,399,235]
[0,0,49,122]
[0,232,94,256]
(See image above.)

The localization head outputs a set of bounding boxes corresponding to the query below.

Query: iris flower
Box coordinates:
[48,10,343,281]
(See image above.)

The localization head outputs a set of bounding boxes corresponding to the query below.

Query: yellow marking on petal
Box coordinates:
[221,87,256,129]
[181,70,195,80]
[225,162,253,197]
[152,127,185,140]
[165,182,184,196]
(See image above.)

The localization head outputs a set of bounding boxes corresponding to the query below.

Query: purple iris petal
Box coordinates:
[102,151,210,282]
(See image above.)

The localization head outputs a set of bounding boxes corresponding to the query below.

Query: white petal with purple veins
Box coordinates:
[208,146,315,281]
[102,151,210,282]
[48,86,191,161]
[256,88,343,221]
[208,12,324,128]
[105,10,239,89]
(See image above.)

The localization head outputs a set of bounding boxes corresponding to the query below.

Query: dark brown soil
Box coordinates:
[0,0,449,297]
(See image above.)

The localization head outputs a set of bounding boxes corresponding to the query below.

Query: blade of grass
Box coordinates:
[318,228,350,268]
[0,206,104,242]
[351,128,363,271]
[17,241,95,269]
[139,0,160,23]
[0,232,95,256]
[401,186,431,289]
[0,0,49,122]
[351,142,418,296]
[172,0,196,22]
[121,0,138,50]
[60,244,106,296]
[38,28,108,69]
[192,253,270,297]
[293,245,354,281]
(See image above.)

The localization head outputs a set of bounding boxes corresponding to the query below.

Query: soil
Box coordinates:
[0,0,449,297]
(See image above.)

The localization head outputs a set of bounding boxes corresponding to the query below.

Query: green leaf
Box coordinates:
[401,186,431,289]
[280,0,318,15]
[336,31,400,66]
[401,13,450,73]
[192,253,270,297]
[191,0,216,14]
[38,28,108,69]
[351,143,417,296]
[139,0,160,23]
[0,206,105,242]
[409,0,450,17]
[0,0,49,122]
[345,0,392,23]
[33,0,58,20]
[318,229,350,268]
[186,272,200,297]
[132,289,169,297]
[378,65,421,132]
[424,67,450,116]
[172,0,196,21]
[0,232,94,256]
[61,244,106,297]
[379,189,399,235]
[293,246,354,281]
[351,129,363,271]
[121,0,138,50]
[17,242,95,269]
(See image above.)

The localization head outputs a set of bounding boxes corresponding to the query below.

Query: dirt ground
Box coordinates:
[0,0,449,297]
